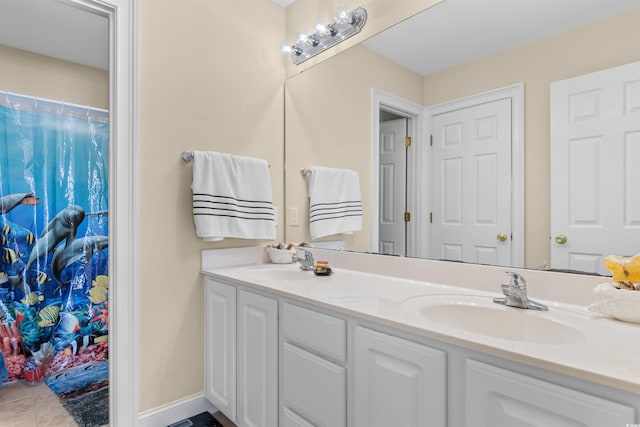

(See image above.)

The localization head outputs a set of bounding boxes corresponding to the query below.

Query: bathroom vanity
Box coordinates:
[201,247,640,427]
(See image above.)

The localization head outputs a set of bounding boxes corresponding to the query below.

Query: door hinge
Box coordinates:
[430,134,433,146]
[405,136,412,147]
[404,212,411,222]
[430,212,432,223]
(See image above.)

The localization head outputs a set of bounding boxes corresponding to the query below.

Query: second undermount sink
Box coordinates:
[403,294,587,345]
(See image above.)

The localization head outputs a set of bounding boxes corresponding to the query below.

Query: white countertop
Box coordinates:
[201,246,640,395]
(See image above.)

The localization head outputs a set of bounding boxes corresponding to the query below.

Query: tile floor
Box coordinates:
[1,380,234,427]
[0,380,78,426]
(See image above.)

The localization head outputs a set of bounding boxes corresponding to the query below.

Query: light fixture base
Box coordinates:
[287,7,367,65]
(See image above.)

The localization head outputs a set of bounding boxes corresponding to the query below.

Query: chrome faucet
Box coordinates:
[493,271,548,311]
[292,248,315,271]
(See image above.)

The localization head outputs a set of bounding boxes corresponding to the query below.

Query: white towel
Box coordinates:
[308,166,362,240]
[191,151,276,241]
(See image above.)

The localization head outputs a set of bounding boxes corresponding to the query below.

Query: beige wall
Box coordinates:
[137,0,285,411]
[137,0,436,411]
[423,8,640,268]
[285,44,423,248]
[0,44,108,108]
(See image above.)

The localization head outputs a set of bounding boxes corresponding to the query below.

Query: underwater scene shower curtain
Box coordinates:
[0,92,109,393]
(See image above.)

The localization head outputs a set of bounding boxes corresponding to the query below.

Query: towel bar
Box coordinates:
[300,168,311,176]
[182,151,270,167]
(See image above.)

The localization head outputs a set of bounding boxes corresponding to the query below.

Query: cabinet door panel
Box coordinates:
[282,342,346,427]
[465,359,635,427]
[205,279,236,421]
[282,302,346,362]
[282,407,316,427]
[354,327,446,427]
[237,290,278,427]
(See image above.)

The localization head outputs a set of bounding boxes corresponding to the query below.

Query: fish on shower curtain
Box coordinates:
[0,93,109,386]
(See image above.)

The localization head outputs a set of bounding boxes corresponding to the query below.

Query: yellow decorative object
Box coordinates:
[603,254,640,284]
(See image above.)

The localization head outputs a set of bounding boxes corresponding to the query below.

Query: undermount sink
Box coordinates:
[403,294,587,345]
[244,265,314,281]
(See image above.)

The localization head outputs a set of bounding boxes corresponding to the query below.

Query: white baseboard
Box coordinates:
[138,393,218,427]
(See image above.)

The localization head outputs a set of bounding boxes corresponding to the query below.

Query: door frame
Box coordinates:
[371,89,425,257]
[65,0,139,424]
[425,83,525,267]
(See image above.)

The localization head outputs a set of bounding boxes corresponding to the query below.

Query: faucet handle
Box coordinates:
[504,271,526,289]
[304,249,314,262]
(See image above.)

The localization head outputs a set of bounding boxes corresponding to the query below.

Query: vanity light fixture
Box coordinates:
[281,6,367,65]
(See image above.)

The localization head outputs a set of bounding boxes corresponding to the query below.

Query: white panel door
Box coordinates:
[431,98,512,266]
[465,359,635,427]
[354,327,446,427]
[379,118,407,256]
[551,61,640,273]
[204,279,237,422]
[237,290,278,427]
[282,343,346,427]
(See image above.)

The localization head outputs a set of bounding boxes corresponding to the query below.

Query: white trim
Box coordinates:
[138,394,218,427]
[425,83,525,268]
[371,88,426,257]
[63,0,140,424]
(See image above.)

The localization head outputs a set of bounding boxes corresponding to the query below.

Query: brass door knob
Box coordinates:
[497,232,508,242]
[555,234,568,244]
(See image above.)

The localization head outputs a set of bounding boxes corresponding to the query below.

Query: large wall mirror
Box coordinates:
[284,0,640,274]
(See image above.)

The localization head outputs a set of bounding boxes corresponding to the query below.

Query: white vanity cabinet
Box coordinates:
[280,302,347,427]
[204,278,278,427]
[204,270,639,427]
[353,326,447,427]
[204,279,236,420]
[464,359,635,427]
[237,289,278,427]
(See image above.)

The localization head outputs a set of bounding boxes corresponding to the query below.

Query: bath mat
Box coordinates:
[44,360,109,426]
[60,387,109,427]
[168,411,224,427]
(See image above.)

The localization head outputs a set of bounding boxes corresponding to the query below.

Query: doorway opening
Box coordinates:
[371,84,524,267]
[371,89,426,258]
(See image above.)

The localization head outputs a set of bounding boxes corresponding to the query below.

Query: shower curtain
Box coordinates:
[0,92,109,390]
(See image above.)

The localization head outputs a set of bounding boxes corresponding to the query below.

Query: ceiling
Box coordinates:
[0,0,108,70]
[363,0,640,76]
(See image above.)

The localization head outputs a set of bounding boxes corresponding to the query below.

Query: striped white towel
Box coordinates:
[191,151,276,241]
[308,166,362,240]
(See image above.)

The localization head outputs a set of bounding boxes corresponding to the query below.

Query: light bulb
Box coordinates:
[280,42,302,56]
[280,41,293,55]
[296,29,319,46]
[314,19,329,35]
[296,30,311,45]
[314,19,336,36]
[334,5,351,24]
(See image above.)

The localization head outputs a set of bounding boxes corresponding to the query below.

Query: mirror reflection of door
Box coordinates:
[379,116,409,256]
[550,60,640,274]
[431,98,513,266]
